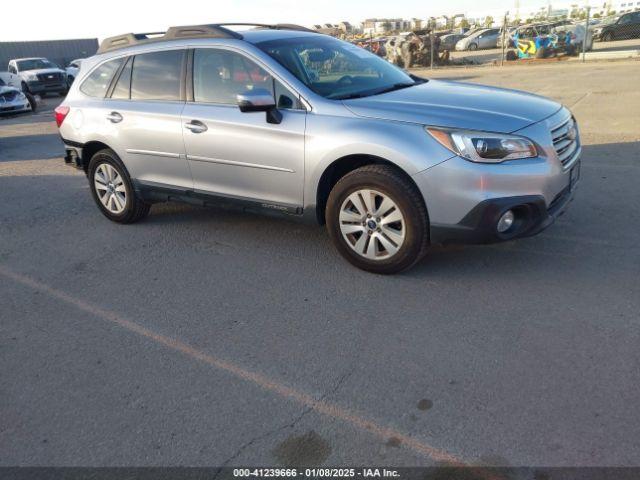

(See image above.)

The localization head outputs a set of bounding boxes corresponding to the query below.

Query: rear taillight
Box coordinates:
[54,106,70,127]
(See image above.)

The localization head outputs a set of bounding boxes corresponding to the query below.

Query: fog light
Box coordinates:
[497,210,515,233]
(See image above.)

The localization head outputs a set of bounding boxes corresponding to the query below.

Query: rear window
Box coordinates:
[80,58,124,97]
[130,50,184,101]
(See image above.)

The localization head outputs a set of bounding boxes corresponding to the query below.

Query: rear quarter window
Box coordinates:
[80,58,124,97]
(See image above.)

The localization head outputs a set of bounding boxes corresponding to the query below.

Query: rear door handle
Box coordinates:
[106,112,123,123]
[184,120,208,133]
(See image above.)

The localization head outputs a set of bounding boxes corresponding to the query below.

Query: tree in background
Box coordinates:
[484,16,494,27]
[460,18,470,29]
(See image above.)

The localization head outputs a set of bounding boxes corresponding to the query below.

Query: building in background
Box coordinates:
[362,18,411,34]
[0,38,98,71]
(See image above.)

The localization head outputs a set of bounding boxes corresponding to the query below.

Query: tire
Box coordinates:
[467,43,478,51]
[535,47,547,59]
[506,50,518,61]
[88,149,150,224]
[325,165,429,274]
[21,81,30,94]
[602,32,614,42]
[25,92,37,112]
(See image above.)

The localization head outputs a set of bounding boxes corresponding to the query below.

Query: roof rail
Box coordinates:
[216,23,316,33]
[97,24,242,54]
[96,23,316,54]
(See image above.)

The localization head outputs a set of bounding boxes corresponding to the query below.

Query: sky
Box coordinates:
[2,0,591,42]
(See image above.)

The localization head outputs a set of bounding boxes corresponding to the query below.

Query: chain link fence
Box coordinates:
[346,7,640,70]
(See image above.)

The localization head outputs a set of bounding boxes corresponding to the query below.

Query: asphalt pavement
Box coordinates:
[1,60,639,468]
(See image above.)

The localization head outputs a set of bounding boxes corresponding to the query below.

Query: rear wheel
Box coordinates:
[326,165,429,274]
[88,149,150,224]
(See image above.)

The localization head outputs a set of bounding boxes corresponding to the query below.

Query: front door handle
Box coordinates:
[184,120,208,133]
[106,111,123,123]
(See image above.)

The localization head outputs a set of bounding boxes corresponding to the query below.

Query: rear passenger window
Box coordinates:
[111,57,132,99]
[131,50,184,101]
[80,58,123,97]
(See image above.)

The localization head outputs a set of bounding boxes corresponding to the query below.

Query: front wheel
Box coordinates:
[467,43,478,51]
[326,165,429,274]
[88,149,150,224]
[602,32,614,42]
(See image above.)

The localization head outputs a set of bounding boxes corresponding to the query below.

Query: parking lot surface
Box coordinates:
[1,60,639,468]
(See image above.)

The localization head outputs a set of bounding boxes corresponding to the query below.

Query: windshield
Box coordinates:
[601,16,620,25]
[16,59,55,71]
[255,36,418,100]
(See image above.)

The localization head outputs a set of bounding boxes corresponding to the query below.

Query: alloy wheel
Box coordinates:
[338,189,406,260]
[94,163,127,214]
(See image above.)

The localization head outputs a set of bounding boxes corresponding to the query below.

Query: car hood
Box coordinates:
[22,68,65,76]
[0,85,21,95]
[342,80,562,133]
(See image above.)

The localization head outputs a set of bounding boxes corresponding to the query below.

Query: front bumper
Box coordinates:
[26,80,66,94]
[0,98,31,115]
[413,107,580,245]
[429,180,577,244]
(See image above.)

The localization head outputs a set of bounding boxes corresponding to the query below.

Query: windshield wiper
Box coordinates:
[333,82,418,100]
[371,82,418,96]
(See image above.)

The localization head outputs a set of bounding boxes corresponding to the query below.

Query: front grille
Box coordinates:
[37,72,63,84]
[551,116,580,168]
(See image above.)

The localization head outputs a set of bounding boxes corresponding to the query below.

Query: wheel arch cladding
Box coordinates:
[81,141,113,173]
[315,154,427,225]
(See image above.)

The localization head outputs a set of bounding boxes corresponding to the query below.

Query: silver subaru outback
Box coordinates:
[56,23,581,274]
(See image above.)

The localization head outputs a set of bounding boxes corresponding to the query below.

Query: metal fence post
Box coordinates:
[582,7,591,63]
[430,30,435,70]
[501,12,508,66]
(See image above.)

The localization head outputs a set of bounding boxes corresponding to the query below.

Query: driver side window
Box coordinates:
[193,48,301,110]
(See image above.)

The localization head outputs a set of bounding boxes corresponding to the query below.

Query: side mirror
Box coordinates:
[236,88,282,124]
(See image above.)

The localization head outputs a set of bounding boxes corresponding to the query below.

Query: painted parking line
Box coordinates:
[0,264,497,473]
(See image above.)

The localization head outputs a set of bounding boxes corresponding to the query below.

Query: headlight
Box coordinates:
[25,73,38,81]
[426,127,538,163]
[17,92,26,99]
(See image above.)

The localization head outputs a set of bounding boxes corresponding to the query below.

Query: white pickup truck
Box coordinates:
[7,57,67,97]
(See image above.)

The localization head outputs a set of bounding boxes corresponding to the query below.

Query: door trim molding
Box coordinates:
[187,154,295,173]
[126,149,182,159]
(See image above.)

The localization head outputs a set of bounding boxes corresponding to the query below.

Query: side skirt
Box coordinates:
[133,180,305,219]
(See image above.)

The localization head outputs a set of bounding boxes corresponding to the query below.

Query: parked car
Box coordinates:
[455,28,501,50]
[592,11,640,41]
[552,23,593,52]
[498,27,517,49]
[7,57,67,97]
[56,23,581,273]
[440,33,466,50]
[509,22,592,59]
[65,59,84,86]
[0,79,33,115]
[0,71,38,113]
